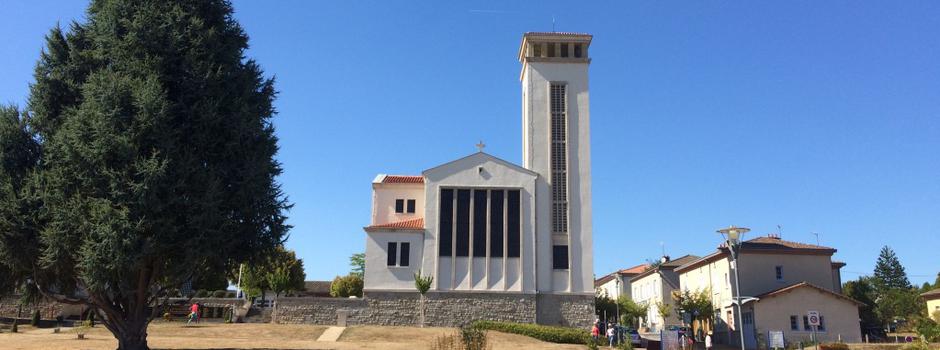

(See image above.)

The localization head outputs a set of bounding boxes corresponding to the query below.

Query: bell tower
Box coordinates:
[519,32,593,294]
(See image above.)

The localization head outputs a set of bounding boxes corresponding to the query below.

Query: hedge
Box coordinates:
[471,320,590,344]
[820,343,849,350]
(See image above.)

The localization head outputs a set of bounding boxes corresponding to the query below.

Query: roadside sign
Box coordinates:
[807,311,820,326]
[769,331,785,349]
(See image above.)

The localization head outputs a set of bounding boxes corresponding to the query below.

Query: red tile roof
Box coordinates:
[365,218,424,231]
[756,282,865,306]
[382,175,424,184]
[619,264,650,275]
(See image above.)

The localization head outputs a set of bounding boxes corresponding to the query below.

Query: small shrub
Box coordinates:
[430,332,460,350]
[460,324,491,350]
[618,340,634,350]
[586,337,600,350]
[211,290,228,298]
[471,320,589,344]
[820,343,848,350]
[31,309,40,326]
[75,319,92,340]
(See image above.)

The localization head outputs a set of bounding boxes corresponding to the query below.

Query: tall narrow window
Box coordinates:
[438,189,453,256]
[552,245,569,269]
[803,316,810,331]
[399,242,410,267]
[489,190,504,256]
[550,84,568,234]
[387,242,397,266]
[507,190,521,257]
[455,189,471,257]
[472,190,487,257]
[406,199,416,213]
[790,316,799,330]
[395,199,404,213]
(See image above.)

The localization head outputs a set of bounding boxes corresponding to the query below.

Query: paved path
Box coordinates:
[316,326,346,342]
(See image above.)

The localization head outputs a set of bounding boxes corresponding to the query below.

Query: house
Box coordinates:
[596,264,649,300]
[361,32,596,327]
[922,288,940,319]
[631,255,700,332]
[675,234,862,348]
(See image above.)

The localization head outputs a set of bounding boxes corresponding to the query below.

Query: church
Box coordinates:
[362,32,596,327]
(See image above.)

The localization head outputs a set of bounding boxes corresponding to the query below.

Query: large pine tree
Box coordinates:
[873,246,912,293]
[0,1,289,349]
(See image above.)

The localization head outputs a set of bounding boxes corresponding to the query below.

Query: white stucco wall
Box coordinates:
[364,230,424,290]
[423,153,538,293]
[522,60,593,294]
[372,182,424,225]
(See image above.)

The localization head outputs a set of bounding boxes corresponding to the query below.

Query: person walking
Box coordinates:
[592,321,601,343]
[607,324,617,348]
[705,332,713,350]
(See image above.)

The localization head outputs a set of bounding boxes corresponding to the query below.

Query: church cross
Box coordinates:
[476,140,486,153]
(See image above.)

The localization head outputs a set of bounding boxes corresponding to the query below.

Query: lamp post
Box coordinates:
[615,278,621,324]
[718,225,750,350]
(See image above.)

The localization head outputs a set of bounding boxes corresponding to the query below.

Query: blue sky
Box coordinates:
[3,1,938,285]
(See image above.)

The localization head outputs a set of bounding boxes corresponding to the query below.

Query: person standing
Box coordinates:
[705,332,713,350]
[592,321,601,343]
[607,324,617,348]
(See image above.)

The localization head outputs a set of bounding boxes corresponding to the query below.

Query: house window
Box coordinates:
[818,316,826,331]
[406,199,416,213]
[743,311,753,325]
[552,245,569,269]
[775,266,783,281]
[387,242,398,266]
[386,242,410,267]
[790,315,799,330]
[395,199,404,213]
[803,316,810,331]
[727,310,734,330]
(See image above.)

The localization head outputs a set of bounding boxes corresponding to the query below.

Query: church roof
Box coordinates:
[381,175,424,184]
[422,151,538,178]
[364,217,424,232]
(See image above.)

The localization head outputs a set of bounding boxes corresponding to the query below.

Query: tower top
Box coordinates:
[518,32,592,63]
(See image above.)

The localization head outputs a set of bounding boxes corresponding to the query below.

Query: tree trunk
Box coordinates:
[114,324,149,350]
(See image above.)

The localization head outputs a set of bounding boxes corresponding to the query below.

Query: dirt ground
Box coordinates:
[0,322,586,350]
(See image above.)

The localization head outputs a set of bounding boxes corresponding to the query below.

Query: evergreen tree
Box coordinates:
[0,1,290,349]
[873,246,912,294]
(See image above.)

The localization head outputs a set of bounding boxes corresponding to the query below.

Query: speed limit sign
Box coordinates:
[807,311,820,326]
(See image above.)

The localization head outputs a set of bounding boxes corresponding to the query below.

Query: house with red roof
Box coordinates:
[595,263,650,300]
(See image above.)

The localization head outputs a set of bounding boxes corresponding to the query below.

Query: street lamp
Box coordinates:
[717,225,750,350]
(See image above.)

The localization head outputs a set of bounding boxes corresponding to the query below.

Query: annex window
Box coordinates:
[550,83,568,234]
[438,189,453,256]
[507,190,521,257]
[552,245,569,269]
[399,242,410,267]
[406,199,416,213]
[790,315,799,330]
[438,188,520,258]
[472,190,487,257]
[386,242,410,267]
[489,190,504,256]
[455,189,471,257]
[387,242,398,266]
[395,199,404,213]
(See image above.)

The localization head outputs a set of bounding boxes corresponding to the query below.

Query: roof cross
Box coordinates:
[476,140,485,152]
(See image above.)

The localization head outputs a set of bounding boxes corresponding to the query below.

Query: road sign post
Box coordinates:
[808,311,820,350]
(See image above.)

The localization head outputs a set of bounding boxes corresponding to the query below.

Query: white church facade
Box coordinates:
[362,32,596,327]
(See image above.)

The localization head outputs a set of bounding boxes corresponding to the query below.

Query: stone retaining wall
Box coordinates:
[0,296,70,319]
[274,291,591,328]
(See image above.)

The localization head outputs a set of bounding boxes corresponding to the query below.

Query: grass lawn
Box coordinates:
[0,322,586,350]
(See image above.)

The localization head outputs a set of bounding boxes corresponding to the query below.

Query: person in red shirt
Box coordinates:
[187,303,199,325]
